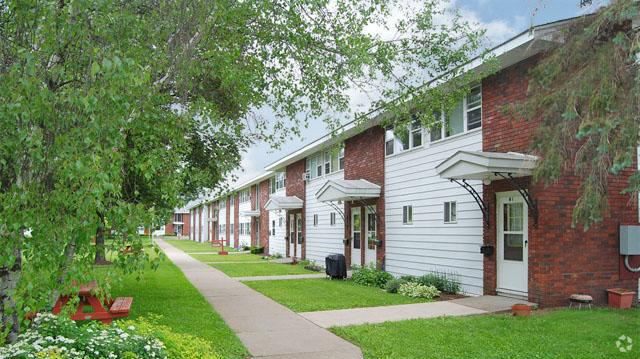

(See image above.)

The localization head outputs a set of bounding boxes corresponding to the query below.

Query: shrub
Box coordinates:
[271,252,283,259]
[351,266,393,288]
[398,282,440,299]
[399,275,417,283]
[242,245,251,251]
[0,313,166,359]
[385,278,404,293]
[415,272,461,294]
[250,246,264,254]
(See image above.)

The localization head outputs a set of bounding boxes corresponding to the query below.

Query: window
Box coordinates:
[271,171,286,193]
[330,212,336,226]
[174,213,183,223]
[386,122,423,156]
[230,223,234,235]
[279,217,283,227]
[313,214,318,227]
[316,159,323,177]
[339,146,345,170]
[385,127,395,155]
[220,199,226,210]
[230,195,234,207]
[271,220,276,235]
[239,189,250,203]
[402,205,413,225]
[444,201,457,223]
[307,147,343,179]
[324,152,331,175]
[430,85,482,141]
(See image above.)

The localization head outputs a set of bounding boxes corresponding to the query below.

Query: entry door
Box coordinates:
[296,213,303,259]
[497,192,529,297]
[351,208,362,267]
[365,209,377,267]
[289,213,296,257]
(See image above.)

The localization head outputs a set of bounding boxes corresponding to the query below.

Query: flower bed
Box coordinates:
[0,313,220,359]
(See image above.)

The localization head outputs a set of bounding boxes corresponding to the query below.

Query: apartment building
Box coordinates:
[186,16,640,307]
[164,207,190,237]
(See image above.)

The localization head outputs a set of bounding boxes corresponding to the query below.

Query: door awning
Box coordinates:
[436,151,538,181]
[240,210,261,217]
[315,179,381,202]
[264,196,303,211]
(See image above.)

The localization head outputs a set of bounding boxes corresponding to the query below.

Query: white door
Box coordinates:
[497,192,528,297]
[365,209,377,267]
[351,208,362,267]
[289,213,296,257]
[296,213,303,259]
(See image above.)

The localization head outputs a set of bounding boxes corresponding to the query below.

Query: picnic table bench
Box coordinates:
[52,280,133,324]
[211,239,228,255]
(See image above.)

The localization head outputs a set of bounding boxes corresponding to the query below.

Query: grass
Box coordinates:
[110,252,248,359]
[164,238,235,253]
[243,278,431,312]
[191,253,265,262]
[209,262,314,277]
[330,309,640,359]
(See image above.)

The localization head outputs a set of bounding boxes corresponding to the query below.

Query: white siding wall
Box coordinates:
[239,200,252,248]
[384,130,484,295]
[190,210,195,241]
[199,206,208,243]
[268,189,287,256]
[229,201,236,248]
[305,171,346,265]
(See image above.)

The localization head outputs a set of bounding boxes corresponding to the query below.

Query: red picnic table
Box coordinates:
[211,239,228,255]
[52,280,133,324]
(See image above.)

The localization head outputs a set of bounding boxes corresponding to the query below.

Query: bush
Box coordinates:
[398,282,440,299]
[351,266,393,288]
[0,313,166,359]
[250,246,264,254]
[385,278,405,293]
[415,272,461,294]
[242,245,251,251]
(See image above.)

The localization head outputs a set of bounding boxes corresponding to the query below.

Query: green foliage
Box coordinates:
[520,0,640,229]
[0,313,166,359]
[250,246,264,255]
[118,316,221,359]
[351,266,394,288]
[398,282,440,299]
[415,273,461,294]
[384,278,405,293]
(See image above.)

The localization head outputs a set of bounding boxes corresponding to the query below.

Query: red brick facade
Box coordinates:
[286,159,306,259]
[259,180,271,252]
[164,213,190,236]
[344,126,386,268]
[482,57,640,306]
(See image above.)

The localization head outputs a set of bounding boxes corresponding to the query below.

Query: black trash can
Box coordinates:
[325,254,347,279]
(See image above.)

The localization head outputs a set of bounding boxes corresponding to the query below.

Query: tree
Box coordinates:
[519,0,639,228]
[0,0,485,341]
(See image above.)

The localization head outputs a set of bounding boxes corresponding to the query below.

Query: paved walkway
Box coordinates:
[301,295,537,328]
[235,273,327,281]
[157,238,363,359]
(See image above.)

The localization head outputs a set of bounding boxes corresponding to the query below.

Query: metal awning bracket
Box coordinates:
[325,201,346,222]
[451,179,489,228]
[495,172,539,227]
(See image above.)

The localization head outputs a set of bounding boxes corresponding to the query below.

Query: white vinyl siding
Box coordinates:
[384,129,484,295]
[218,206,227,243]
[238,197,252,248]
[305,170,345,265]
[268,209,287,256]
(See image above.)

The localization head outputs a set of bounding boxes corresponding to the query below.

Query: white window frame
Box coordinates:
[444,201,457,224]
[307,146,344,180]
[385,122,424,156]
[313,214,318,227]
[271,220,276,236]
[330,212,336,226]
[402,205,413,225]
[429,85,482,142]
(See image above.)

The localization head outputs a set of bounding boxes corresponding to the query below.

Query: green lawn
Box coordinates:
[110,253,248,359]
[209,262,314,277]
[191,253,264,262]
[243,278,431,312]
[331,309,640,359]
[164,238,235,253]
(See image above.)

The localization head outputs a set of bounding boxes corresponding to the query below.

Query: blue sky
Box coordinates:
[230,0,606,187]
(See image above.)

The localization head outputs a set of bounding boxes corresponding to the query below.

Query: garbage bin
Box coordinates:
[325,254,347,279]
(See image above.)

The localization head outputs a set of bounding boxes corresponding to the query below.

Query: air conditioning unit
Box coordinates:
[302,170,311,181]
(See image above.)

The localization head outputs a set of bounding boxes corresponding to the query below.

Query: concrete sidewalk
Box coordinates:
[236,273,327,281]
[301,296,537,328]
[156,238,363,359]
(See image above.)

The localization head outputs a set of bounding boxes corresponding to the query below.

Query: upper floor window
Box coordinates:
[271,171,286,194]
[429,85,482,141]
[220,199,226,210]
[230,195,234,207]
[239,189,250,203]
[307,145,344,180]
[385,120,423,156]
[174,213,183,223]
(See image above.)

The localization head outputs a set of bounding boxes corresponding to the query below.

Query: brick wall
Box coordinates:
[259,180,270,252]
[482,56,640,306]
[182,213,190,237]
[287,159,306,258]
[344,126,386,268]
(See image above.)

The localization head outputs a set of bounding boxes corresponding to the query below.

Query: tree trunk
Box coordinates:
[0,244,21,343]
[94,212,107,264]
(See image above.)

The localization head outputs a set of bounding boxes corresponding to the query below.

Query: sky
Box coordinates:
[229,0,608,188]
